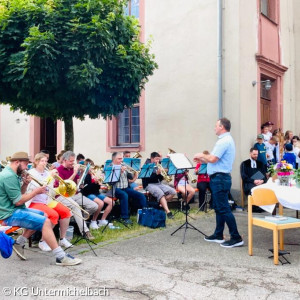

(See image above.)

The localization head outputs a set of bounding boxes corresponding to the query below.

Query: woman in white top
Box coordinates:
[27,153,72,251]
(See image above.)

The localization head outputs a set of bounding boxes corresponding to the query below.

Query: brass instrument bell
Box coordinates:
[132,152,142,159]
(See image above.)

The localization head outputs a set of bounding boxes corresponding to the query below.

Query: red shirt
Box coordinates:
[54,165,79,187]
[195,163,210,183]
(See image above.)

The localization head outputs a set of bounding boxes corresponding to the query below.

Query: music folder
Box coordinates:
[250,171,265,181]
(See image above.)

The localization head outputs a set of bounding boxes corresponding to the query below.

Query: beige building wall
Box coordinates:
[293,0,300,135]
[280,0,297,133]
[145,0,260,189]
[144,0,218,162]
[73,117,108,163]
[0,105,30,158]
[223,0,258,187]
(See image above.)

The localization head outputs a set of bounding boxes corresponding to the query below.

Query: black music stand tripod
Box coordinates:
[172,170,196,220]
[68,187,97,256]
[101,165,130,233]
[169,153,206,244]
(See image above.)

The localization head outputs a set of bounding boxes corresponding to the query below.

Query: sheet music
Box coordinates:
[103,165,121,184]
[169,153,193,169]
[77,163,90,189]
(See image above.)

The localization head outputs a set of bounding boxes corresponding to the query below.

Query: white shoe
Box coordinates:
[59,238,73,248]
[98,220,108,227]
[89,221,99,230]
[13,243,26,260]
[56,254,82,266]
[38,240,51,252]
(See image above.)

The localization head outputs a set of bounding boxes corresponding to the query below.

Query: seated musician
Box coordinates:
[240,147,267,212]
[0,152,81,266]
[123,151,139,191]
[76,153,85,165]
[142,152,176,219]
[111,152,147,225]
[81,158,113,229]
[55,151,98,240]
[174,171,195,211]
[52,150,66,169]
[195,150,212,211]
[27,153,73,251]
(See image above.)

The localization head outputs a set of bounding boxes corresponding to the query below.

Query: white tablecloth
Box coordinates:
[252,179,300,211]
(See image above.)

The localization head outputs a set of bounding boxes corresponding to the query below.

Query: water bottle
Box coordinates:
[65,226,74,241]
[137,209,142,223]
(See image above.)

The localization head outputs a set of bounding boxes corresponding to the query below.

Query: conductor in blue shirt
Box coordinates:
[194,118,244,248]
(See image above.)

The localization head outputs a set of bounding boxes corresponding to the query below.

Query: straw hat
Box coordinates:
[10,152,30,161]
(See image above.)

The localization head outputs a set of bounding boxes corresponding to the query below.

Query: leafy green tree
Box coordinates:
[0,0,157,150]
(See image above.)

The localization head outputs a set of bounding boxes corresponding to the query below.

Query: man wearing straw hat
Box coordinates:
[0,152,81,266]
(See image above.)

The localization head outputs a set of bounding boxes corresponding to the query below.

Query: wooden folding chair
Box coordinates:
[240,178,245,208]
[248,188,300,265]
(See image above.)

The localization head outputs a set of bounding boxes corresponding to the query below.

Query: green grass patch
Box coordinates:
[71,208,213,246]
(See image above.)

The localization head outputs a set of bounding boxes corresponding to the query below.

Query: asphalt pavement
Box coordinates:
[1,209,300,300]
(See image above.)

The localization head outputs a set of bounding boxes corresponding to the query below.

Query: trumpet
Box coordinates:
[23,170,90,220]
[89,164,112,190]
[156,163,172,183]
[121,162,140,175]
[185,170,197,184]
[46,163,54,170]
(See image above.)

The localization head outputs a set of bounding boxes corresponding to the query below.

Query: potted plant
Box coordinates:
[293,168,300,188]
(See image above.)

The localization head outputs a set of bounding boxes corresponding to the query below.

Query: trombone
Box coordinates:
[52,174,77,198]
[23,170,90,220]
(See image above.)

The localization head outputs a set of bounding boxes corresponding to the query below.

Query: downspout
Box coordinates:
[218,0,223,118]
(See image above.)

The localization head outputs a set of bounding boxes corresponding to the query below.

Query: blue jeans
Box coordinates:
[87,194,106,201]
[115,188,147,219]
[210,173,241,240]
[3,208,46,232]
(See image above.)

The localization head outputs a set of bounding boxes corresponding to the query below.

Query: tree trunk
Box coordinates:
[64,117,74,151]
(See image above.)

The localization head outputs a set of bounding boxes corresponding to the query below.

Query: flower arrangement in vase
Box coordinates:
[269,161,294,186]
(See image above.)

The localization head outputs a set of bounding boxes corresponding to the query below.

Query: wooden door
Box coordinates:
[260,98,270,125]
[40,118,57,162]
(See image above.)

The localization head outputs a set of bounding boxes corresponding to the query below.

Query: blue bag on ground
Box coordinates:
[138,208,166,228]
[0,231,15,259]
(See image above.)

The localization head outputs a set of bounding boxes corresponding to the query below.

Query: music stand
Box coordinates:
[165,159,194,218]
[138,162,156,203]
[101,165,129,232]
[169,153,206,244]
[68,163,97,256]
[138,163,155,180]
[123,158,141,171]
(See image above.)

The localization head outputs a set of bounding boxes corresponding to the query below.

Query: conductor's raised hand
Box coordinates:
[193,153,204,163]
